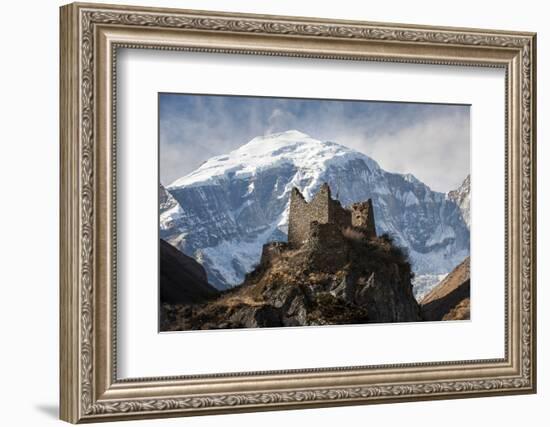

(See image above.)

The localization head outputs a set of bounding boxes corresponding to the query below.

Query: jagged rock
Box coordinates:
[228,305,283,328]
[330,274,356,302]
[285,295,308,326]
[355,273,375,304]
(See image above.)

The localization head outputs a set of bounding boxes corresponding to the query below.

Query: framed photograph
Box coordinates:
[60,2,537,423]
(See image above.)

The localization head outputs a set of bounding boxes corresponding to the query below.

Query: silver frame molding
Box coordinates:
[60,2,537,423]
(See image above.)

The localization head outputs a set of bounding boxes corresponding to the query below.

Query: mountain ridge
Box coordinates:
[448,175,470,228]
[421,256,470,321]
[159,239,219,305]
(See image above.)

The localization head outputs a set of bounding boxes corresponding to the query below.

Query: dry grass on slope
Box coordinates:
[421,257,470,321]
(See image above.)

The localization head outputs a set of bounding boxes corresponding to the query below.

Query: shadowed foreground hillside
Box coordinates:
[159,239,219,305]
[421,256,470,321]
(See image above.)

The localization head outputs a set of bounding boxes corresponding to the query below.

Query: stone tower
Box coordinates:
[351,199,377,239]
[287,183,351,247]
[288,185,328,247]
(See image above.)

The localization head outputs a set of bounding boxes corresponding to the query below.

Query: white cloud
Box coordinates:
[266,108,297,134]
[160,95,470,192]
[338,111,470,192]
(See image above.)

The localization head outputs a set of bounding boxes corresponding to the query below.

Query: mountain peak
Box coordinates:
[236,129,319,152]
[403,173,421,185]
[169,130,379,189]
[267,129,310,139]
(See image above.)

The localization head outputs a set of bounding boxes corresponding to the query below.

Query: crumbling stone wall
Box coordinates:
[288,183,351,247]
[351,199,377,238]
[304,221,348,270]
[287,183,376,248]
[288,187,328,247]
[330,197,353,229]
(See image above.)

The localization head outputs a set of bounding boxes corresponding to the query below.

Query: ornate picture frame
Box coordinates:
[60,2,536,423]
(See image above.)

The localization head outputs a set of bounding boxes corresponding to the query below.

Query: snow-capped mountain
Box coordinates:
[160,130,470,291]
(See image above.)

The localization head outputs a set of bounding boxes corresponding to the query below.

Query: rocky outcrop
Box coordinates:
[161,233,421,331]
[420,256,470,321]
[160,239,219,305]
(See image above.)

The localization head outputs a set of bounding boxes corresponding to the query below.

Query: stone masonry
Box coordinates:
[303,221,349,270]
[287,183,376,248]
[351,199,377,239]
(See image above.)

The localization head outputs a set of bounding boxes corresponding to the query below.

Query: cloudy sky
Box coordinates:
[159,93,470,193]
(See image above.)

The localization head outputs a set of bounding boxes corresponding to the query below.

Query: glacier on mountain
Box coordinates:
[160,130,470,295]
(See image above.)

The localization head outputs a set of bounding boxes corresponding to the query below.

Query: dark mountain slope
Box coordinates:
[160,239,219,305]
[421,256,470,321]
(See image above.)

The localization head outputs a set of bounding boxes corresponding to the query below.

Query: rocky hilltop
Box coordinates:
[161,185,421,331]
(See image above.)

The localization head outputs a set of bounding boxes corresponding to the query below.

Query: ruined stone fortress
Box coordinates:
[288,183,376,247]
[260,183,377,266]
